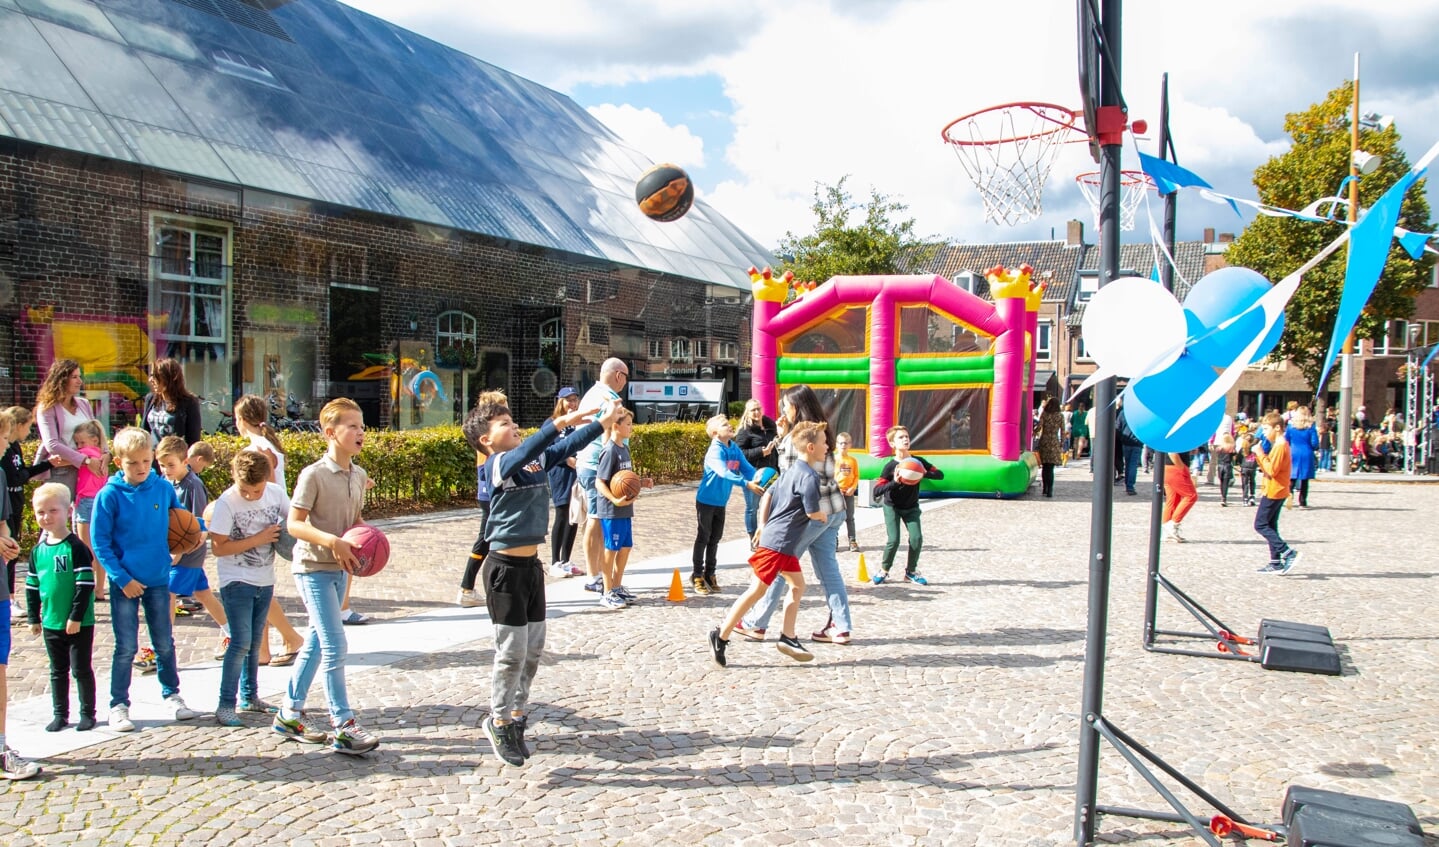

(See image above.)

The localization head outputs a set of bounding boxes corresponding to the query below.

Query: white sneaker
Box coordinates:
[455,589,482,608]
[548,562,573,578]
[1,747,40,781]
[165,694,199,721]
[110,704,135,732]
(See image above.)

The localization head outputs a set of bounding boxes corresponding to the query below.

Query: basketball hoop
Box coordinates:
[1075,169,1156,232]
[941,102,1081,226]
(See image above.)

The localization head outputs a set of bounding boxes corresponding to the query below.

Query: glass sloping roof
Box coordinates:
[0,0,772,288]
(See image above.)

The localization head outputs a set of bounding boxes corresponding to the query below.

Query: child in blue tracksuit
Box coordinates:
[462,394,618,767]
[691,414,763,595]
[90,427,199,731]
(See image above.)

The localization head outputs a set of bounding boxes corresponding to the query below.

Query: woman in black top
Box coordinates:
[733,399,779,539]
[142,357,202,447]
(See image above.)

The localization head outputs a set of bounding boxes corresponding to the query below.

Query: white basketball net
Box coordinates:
[1076,170,1155,232]
[944,104,1077,226]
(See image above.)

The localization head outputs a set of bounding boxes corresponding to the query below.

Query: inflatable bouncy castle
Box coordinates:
[749,265,1043,498]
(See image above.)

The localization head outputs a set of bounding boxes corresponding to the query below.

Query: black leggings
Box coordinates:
[44,626,96,719]
[549,503,576,565]
[1295,478,1311,507]
[1041,463,1055,496]
[461,502,491,591]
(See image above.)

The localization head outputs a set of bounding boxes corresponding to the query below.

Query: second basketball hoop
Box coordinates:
[941,102,1081,227]
[1075,169,1157,232]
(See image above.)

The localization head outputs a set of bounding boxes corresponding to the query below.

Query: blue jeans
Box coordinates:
[744,511,851,633]
[218,582,274,710]
[742,485,763,537]
[286,570,352,725]
[1122,444,1144,493]
[110,584,181,707]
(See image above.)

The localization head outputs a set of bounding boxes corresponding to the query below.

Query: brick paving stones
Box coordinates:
[1,468,1437,846]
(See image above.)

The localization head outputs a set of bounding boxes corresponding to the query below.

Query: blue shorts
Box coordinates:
[0,603,10,664]
[74,496,95,524]
[601,518,632,551]
[578,469,600,517]
[169,565,210,596]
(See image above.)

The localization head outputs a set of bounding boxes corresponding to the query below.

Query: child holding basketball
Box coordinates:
[596,407,646,610]
[90,427,200,730]
[691,414,763,596]
[708,421,829,667]
[275,398,375,754]
[209,450,289,727]
[871,425,943,586]
[462,392,615,766]
[26,483,97,733]
[156,437,228,649]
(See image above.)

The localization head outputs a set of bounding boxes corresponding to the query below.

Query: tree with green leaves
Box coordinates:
[775,176,934,283]
[1227,81,1434,392]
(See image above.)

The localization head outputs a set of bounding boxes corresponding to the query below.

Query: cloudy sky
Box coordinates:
[343,0,1439,253]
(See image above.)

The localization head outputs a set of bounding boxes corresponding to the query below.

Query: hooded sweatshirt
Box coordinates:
[90,468,181,589]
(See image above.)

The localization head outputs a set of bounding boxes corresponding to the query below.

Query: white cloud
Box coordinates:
[586,104,706,170]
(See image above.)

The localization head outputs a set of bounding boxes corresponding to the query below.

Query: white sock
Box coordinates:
[0,732,7,751]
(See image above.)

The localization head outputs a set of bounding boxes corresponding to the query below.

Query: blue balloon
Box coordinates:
[1182,266,1284,369]
[1121,354,1225,452]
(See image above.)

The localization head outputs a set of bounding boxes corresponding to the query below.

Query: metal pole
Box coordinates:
[1074,0,1123,842]
[1337,52,1360,476]
[1143,75,1178,649]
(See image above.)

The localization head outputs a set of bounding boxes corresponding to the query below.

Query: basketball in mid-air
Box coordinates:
[635,163,694,222]
[895,458,927,485]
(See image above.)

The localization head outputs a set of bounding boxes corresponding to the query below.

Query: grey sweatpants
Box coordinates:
[484,550,547,718]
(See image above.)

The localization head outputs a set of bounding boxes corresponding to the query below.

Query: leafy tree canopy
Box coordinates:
[1227,81,1434,392]
[775,176,934,283]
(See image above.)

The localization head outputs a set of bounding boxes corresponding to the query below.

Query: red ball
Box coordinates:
[635,163,694,222]
[342,523,391,577]
[895,458,926,485]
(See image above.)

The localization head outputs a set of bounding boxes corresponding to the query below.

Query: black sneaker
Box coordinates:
[483,716,525,766]
[708,628,728,667]
[776,635,814,662]
[512,715,531,759]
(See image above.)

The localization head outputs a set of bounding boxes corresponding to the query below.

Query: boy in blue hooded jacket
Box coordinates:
[691,414,763,595]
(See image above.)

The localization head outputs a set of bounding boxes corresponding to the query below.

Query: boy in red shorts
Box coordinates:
[709,421,827,666]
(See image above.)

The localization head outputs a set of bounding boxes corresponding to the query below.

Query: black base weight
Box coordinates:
[1283,785,1425,846]
[1258,619,1341,675]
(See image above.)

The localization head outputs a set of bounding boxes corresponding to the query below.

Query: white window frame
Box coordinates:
[150,214,231,348]
[1035,321,1053,363]
[1375,320,1408,355]
[693,338,710,360]
[669,336,691,361]
[1077,273,1099,302]
[436,310,478,348]
[1076,335,1093,362]
[647,338,665,359]
[539,317,563,358]
[716,341,737,362]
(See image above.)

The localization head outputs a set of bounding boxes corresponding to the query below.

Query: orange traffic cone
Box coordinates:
[667,568,687,602]
[855,553,870,584]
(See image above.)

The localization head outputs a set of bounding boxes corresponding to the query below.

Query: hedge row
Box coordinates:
[10,421,717,547]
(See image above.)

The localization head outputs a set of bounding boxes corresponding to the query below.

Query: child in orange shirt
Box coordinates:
[1253,412,1299,574]
[834,432,860,552]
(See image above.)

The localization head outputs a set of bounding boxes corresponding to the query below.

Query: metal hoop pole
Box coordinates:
[1074,0,1124,842]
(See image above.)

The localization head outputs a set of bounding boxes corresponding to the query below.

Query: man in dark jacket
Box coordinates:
[1115,400,1144,496]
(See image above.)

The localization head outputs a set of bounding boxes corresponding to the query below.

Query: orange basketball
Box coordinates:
[609,469,642,501]
[168,508,203,555]
[635,163,694,222]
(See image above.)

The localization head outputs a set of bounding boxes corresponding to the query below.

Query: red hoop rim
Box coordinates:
[941,102,1082,147]
[1075,170,1157,188]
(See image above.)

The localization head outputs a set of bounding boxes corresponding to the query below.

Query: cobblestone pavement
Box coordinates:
[2,466,1437,846]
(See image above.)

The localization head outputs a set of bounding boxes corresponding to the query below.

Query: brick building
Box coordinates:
[0,0,769,430]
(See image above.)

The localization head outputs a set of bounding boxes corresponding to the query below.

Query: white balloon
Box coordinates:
[1081,276,1187,377]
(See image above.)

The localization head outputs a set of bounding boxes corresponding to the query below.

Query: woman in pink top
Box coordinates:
[35,359,109,598]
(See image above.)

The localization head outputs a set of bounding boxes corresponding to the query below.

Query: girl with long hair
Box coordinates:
[34,359,108,598]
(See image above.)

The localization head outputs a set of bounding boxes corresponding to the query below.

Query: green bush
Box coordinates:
[9,421,715,554]
[727,400,748,417]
